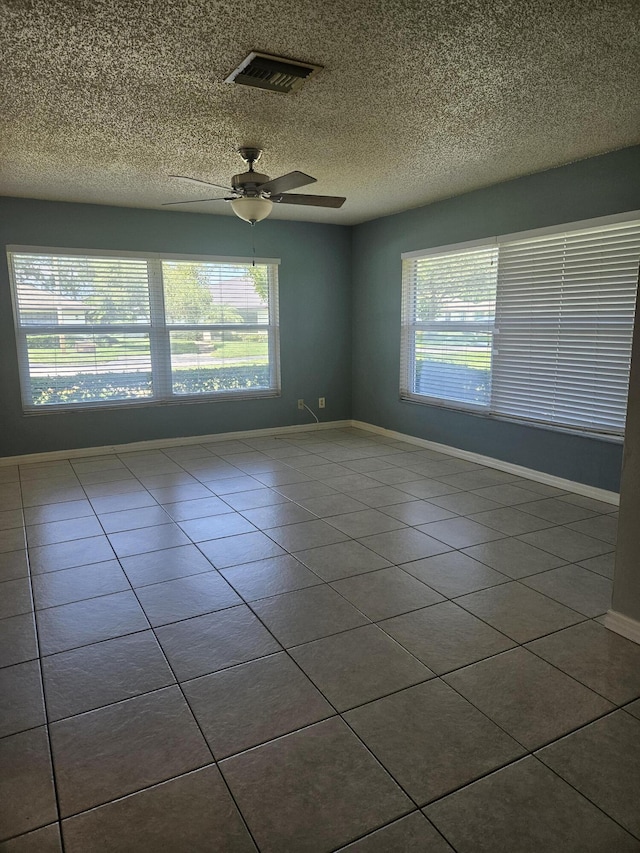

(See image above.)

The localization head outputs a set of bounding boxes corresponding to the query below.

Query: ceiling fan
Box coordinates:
[164,147,346,224]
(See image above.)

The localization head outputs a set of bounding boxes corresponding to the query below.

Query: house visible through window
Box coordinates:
[400,215,640,436]
[7,249,280,411]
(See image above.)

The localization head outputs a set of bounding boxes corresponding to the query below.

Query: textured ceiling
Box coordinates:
[1,0,639,225]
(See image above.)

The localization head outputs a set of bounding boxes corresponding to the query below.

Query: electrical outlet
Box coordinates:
[318,397,326,409]
[297,399,305,410]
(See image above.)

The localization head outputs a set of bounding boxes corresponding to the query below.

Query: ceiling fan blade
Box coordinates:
[169,175,234,192]
[161,197,228,206]
[274,193,346,208]
[257,171,317,195]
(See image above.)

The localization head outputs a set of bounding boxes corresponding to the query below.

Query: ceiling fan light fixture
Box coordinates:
[230,196,273,223]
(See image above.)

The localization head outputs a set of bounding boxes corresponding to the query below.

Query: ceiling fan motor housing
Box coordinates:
[232,171,270,195]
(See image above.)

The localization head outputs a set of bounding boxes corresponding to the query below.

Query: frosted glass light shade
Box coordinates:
[230,197,273,223]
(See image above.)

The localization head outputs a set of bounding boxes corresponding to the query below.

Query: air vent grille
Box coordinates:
[225,52,322,94]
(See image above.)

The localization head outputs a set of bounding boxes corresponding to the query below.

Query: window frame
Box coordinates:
[7,246,281,414]
[400,211,640,439]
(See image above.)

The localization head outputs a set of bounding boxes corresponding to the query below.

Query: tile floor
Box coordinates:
[1,427,640,852]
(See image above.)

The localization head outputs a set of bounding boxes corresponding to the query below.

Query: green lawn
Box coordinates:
[417,348,491,369]
[27,339,267,364]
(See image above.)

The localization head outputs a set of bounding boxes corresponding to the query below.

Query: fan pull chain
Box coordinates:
[251,222,256,266]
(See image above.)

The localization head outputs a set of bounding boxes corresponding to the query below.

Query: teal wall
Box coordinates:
[0,198,352,456]
[351,146,640,492]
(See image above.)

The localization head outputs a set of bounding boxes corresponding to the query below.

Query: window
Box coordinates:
[401,215,640,436]
[8,249,280,411]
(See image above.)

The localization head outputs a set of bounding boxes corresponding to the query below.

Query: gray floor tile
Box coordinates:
[455,582,584,643]
[120,544,214,587]
[437,469,519,490]
[239,502,318,529]
[0,727,57,842]
[42,630,175,721]
[266,519,349,551]
[135,571,241,626]
[220,554,321,600]
[21,485,86,508]
[425,756,640,853]
[400,551,508,597]
[418,517,506,548]
[0,612,38,668]
[295,493,370,517]
[275,481,340,500]
[29,536,116,574]
[567,514,618,544]
[526,621,640,704]
[345,486,416,508]
[380,500,457,525]
[0,549,29,581]
[148,484,215,504]
[223,488,289,510]
[327,509,407,538]
[468,505,555,535]
[462,537,567,578]
[177,513,255,542]
[0,528,26,553]
[381,601,515,674]
[0,577,32,619]
[429,492,502,515]
[221,717,412,853]
[337,811,454,852]
[345,680,524,805]
[0,659,45,737]
[445,647,612,749]
[323,474,383,493]
[200,476,263,495]
[98,505,171,534]
[50,686,211,816]
[2,823,62,852]
[331,566,444,621]
[358,528,452,563]
[25,516,103,547]
[61,765,255,853]
[155,604,281,681]
[198,531,286,568]
[24,499,93,524]
[31,561,129,609]
[518,497,599,524]
[251,584,369,647]
[107,523,191,558]
[469,483,543,505]
[84,479,147,498]
[161,495,234,521]
[294,540,392,582]
[625,699,640,720]
[578,552,615,578]
[368,467,427,485]
[184,652,333,758]
[559,493,618,513]
[397,479,462,499]
[290,624,433,711]
[36,590,149,655]
[537,710,640,839]
[89,491,157,515]
[518,527,614,562]
[521,564,612,616]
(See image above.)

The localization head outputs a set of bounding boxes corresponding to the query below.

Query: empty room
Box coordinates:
[1,1,640,850]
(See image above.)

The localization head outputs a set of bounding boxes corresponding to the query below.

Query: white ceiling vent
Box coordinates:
[224,52,323,94]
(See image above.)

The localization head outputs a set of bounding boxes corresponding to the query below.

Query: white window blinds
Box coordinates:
[400,245,498,408]
[492,221,640,433]
[401,216,640,436]
[8,249,280,411]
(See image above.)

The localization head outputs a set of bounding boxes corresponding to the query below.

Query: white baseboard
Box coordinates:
[600,610,640,645]
[0,420,352,467]
[351,420,619,506]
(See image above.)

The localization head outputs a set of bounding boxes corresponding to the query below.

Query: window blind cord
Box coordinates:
[302,402,320,423]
